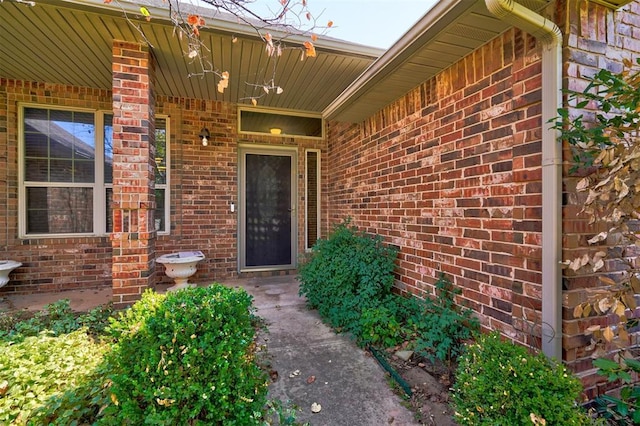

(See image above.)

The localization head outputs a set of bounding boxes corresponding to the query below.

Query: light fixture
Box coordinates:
[270,127,282,135]
[199,128,210,146]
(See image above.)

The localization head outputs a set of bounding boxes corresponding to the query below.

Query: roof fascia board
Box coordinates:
[52,0,383,58]
[323,0,475,121]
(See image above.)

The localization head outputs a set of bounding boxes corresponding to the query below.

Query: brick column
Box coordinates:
[111,40,156,308]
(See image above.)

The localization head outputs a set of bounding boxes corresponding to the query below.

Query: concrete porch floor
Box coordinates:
[0,276,419,425]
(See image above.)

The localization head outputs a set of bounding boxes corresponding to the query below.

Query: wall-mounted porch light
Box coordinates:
[270,127,282,135]
[199,128,210,146]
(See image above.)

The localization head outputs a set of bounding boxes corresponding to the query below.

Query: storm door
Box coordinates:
[239,146,297,271]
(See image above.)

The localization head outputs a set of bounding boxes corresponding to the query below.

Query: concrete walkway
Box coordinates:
[1,276,419,425]
[229,276,419,425]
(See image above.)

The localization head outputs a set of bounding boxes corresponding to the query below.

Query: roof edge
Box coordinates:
[53,0,384,58]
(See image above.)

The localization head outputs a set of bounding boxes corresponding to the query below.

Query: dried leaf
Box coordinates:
[307,375,316,384]
[599,297,613,314]
[603,326,615,342]
[583,304,592,317]
[624,293,637,310]
[530,413,547,426]
[276,86,283,95]
[311,402,322,413]
[576,177,590,191]
[187,14,199,25]
[303,41,316,57]
[188,50,198,59]
[593,258,605,272]
[586,325,602,333]
[327,20,333,27]
[619,328,630,343]
[614,300,627,316]
[251,98,257,106]
[217,78,228,93]
[588,232,608,245]
[573,304,583,318]
[599,276,616,286]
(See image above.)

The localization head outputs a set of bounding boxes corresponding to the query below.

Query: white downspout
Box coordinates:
[484,0,563,360]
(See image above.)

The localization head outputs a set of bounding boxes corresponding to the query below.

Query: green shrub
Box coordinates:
[411,273,479,363]
[453,332,589,425]
[102,285,268,425]
[0,329,108,425]
[359,305,403,348]
[298,219,399,338]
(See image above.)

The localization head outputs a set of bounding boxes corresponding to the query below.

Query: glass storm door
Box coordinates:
[239,147,297,271]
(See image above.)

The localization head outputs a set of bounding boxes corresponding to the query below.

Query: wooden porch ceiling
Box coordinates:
[0,0,382,114]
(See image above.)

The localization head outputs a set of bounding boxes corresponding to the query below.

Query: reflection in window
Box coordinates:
[22,106,169,236]
[104,116,169,233]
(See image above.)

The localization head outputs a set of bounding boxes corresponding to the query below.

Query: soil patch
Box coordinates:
[378,347,459,425]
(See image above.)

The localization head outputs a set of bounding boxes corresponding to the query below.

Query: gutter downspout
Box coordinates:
[484,0,563,360]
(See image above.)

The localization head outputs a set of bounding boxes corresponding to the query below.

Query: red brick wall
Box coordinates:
[327,27,544,347]
[0,78,327,295]
[326,0,640,398]
[0,79,113,294]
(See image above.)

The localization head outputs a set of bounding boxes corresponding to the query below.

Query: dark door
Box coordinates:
[240,147,296,270]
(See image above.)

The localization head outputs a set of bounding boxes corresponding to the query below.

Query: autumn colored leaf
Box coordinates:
[304,41,316,58]
[619,328,630,343]
[598,276,616,286]
[251,98,257,106]
[586,325,602,333]
[573,304,583,318]
[187,14,199,25]
[140,6,151,21]
[327,20,333,27]
[603,326,615,342]
[217,78,228,93]
[311,34,318,42]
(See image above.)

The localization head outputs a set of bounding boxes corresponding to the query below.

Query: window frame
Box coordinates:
[237,106,325,139]
[305,149,321,251]
[18,104,170,238]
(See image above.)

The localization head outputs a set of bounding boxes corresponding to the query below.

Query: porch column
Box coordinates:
[111,40,156,308]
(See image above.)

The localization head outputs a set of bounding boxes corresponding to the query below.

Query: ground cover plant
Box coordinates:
[0,285,298,425]
[0,301,112,425]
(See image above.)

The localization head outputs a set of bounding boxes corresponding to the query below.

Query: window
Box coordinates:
[20,105,169,237]
[305,149,321,250]
[238,107,324,138]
